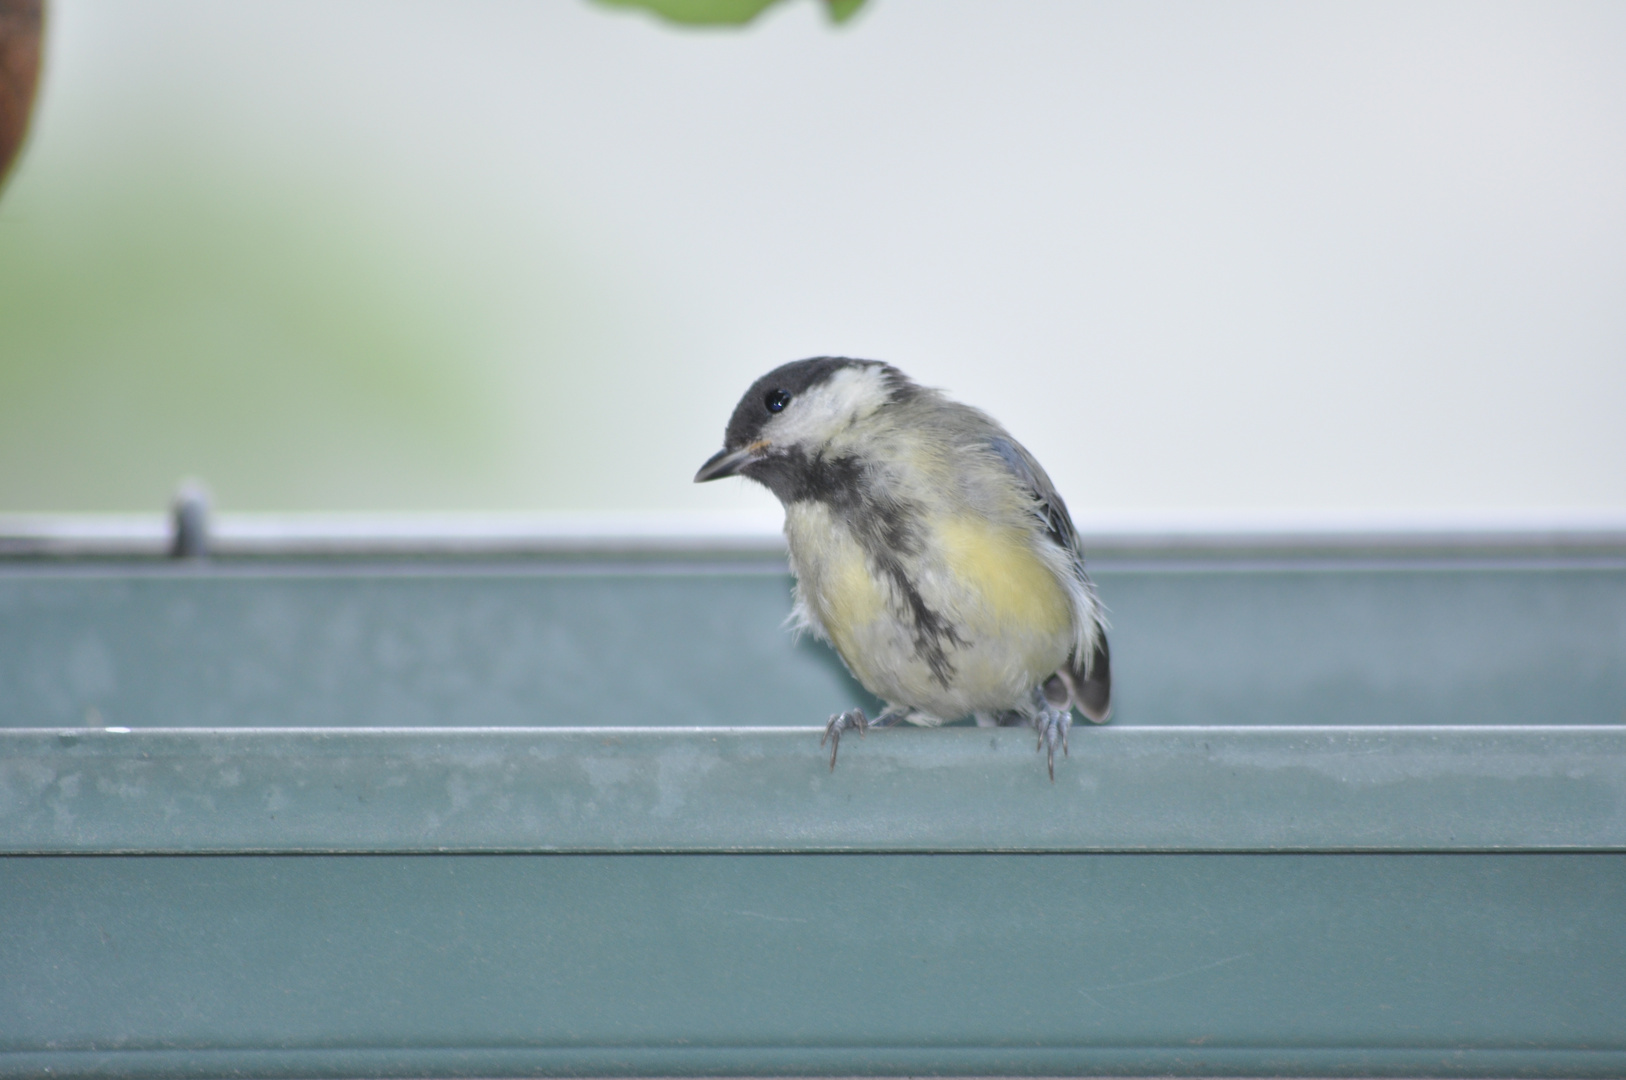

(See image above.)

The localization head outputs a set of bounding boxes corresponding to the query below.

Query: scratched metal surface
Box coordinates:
[1,559,1624,729]
[3,725,1624,854]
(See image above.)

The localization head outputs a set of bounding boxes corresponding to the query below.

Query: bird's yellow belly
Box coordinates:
[935,515,1072,639]
[784,503,888,660]
[786,504,1073,719]
[926,515,1073,711]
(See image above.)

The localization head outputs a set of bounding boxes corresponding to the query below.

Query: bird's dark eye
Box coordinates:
[765,389,792,413]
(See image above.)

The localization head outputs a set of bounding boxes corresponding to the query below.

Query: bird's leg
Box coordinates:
[821,708,866,770]
[1032,702,1072,782]
[821,705,908,771]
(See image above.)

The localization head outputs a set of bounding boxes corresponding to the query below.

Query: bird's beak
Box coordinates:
[694,441,768,483]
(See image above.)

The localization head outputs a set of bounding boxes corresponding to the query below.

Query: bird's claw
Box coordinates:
[821,708,869,771]
[1034,706,1072,781]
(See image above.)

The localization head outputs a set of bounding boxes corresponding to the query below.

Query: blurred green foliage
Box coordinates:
[0,166,513,512]
[593,0,866,27]
[0,0,879,514]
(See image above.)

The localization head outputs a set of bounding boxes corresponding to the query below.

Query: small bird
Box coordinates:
[695,357,1111,778]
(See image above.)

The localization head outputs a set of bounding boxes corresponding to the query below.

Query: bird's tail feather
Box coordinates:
[1067,634,1112,724]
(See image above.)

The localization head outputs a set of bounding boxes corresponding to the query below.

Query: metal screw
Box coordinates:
[170,481,211,558]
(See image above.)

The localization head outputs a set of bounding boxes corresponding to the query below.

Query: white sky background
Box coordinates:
[7,0,1624,517]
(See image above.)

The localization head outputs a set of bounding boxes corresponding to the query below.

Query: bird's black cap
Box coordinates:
[722,357,877,450]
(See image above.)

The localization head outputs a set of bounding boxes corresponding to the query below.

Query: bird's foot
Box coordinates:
[821,708,868,771]
[821,706,911,770]
[1033,705,1072,781]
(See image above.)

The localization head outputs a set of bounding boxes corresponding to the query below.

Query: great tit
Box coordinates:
[695,357,1111,778]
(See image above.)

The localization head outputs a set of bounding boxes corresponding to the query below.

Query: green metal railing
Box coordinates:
[2,514,1624,1078]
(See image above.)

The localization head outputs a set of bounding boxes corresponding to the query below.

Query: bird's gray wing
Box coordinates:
[985,435,1083,561]
[986,434,1112,722]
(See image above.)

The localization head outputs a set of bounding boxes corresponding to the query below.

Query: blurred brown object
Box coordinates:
[0,0,42,188]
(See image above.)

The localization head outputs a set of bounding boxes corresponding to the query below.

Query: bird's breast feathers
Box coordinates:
[784,500,1073,718]
[932,514,1072,638]
[783,501,886,651]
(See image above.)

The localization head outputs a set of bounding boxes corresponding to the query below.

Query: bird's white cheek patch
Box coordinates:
[765,365,891,449]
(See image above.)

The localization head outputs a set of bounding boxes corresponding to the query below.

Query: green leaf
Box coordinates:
[592,0,782,26]
[825,0,867,23]
[591,0,868,28]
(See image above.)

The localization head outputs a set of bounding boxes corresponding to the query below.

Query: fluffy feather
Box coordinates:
[698,357,1112,752]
